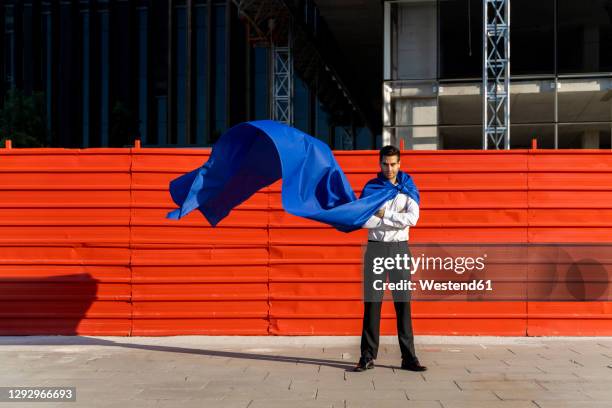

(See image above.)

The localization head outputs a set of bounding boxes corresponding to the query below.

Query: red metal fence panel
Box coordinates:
[527,151,612,335]
[0,149,131,335]
[0,145,610,335]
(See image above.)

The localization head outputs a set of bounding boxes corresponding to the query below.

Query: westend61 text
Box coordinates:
[372,279,493,292]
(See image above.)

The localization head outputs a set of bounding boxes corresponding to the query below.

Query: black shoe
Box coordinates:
[353,357,375,372]
[400,358,427,372]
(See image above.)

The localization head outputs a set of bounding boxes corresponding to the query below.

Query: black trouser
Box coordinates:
[360,240,417,362]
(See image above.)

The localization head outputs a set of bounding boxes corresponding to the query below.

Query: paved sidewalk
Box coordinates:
[1,336,611,408]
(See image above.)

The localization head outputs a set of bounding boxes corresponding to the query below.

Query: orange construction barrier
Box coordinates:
[0,145,611,336]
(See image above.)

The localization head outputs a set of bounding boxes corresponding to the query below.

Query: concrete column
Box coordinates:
[382,82,392,146]
[407,126,438,150]
[582,130,599,149]
[399,99,438,149]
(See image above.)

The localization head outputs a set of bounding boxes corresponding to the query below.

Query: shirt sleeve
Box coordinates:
[362,214,383,229]
[380,196,419,229]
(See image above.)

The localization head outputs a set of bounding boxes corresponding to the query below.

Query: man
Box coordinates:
[353,145,427,372]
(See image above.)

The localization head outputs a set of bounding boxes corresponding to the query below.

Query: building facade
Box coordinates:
[1,0,374,148]
[384,0,612,149]
[2,0,611,150]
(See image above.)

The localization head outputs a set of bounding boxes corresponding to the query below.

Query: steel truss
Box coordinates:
[483,0,510,149]
[271,31,293,124]
[233,0,367,134]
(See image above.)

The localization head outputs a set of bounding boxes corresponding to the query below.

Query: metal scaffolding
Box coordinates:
[232,0,294,124]
[483,0,510,149]
[233,0,368,134]
[271,30,293,125]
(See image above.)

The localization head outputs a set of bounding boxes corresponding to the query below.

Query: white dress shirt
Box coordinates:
[362,190,419,242]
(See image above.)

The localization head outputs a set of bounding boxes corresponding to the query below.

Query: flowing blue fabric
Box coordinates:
[167,120,419,233]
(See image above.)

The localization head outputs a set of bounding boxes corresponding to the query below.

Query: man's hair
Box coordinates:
[379,145,400,162]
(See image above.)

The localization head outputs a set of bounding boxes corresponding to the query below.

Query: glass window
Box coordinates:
[212,4,226,142]
[333,126,355,150]
[315,99,330,144]
[443,125,556,149]
[394,97,437,126]
[439,126,480,149]
[137,8,148,144]
[100,9,110,146]
[511,0,554,75]
[355,127,373,150]
[4,5,15,88]
[440,0,554,78]
[150,0,168,145]
[388,81,438,126]
[175,5,187,145]
[23,3,33,90]
[392,126,438,150]
[194,4,208,145]
[439,0,481,79]
[510,80,555,124]
[510,124,555,149]
[438,83,481,125]
[389,1,437,80]
[252,46,269,120]
[558,78,612,123]
[558,0,612,74]
[156,95,168,144]
[81,9,90,147]
[558,123,612,149]
[294,74,310,133]
[42,6,52,144]
[333,128,341,150]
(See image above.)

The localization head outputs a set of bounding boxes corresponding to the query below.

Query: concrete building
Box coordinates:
[382,0,612,149]
[1,0,611,149]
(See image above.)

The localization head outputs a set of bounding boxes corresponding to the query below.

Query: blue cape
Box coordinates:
[167,120,419,233]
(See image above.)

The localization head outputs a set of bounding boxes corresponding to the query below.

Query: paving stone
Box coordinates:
[155,398,252,408]
[440,402,535,408]
[533,402,611,408]
[455,380,544,390]
[374,379,458,391]
[249,399,344,408]
[316,388,407,400]
[406,389,501,401]
[503,373,583,382]
[2,336,612,407]
[537,380,611,391]
[580,389,612,400]
[494,389,592,401]
[346,400,439,408]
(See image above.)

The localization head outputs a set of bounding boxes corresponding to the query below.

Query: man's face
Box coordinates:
[380,155,400,180]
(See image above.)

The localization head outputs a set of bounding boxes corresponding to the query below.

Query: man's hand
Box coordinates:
[375,208,385,218]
